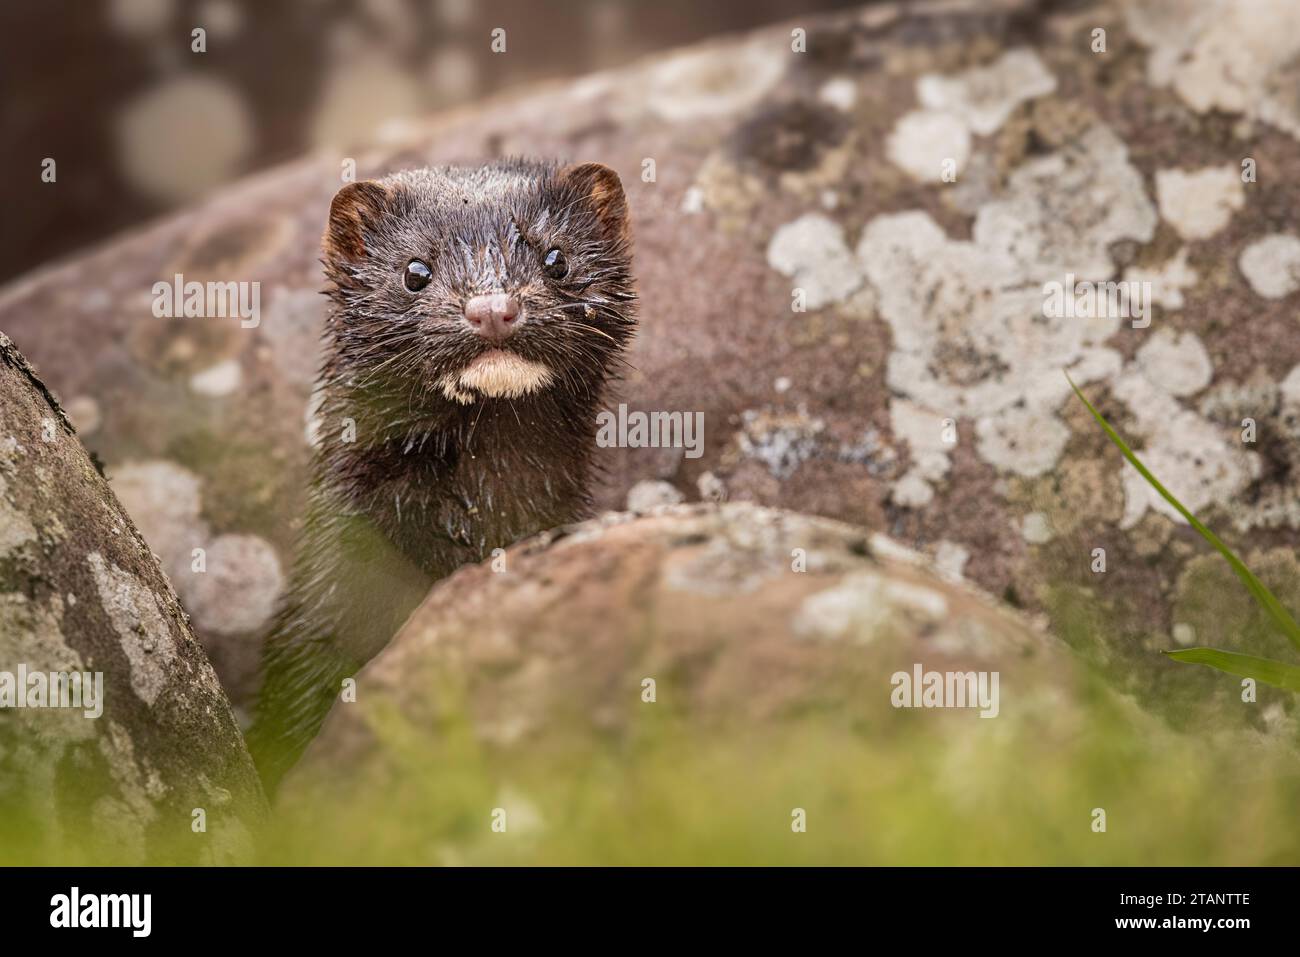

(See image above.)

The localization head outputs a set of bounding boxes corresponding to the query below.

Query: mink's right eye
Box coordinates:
[542,248,568,279]
[404,259,432,292]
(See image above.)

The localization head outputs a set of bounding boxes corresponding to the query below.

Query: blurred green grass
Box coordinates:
[258,675,1300,866]
[3,640,1298,866]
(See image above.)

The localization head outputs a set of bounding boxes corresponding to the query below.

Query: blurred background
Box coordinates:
[0,0,861,284]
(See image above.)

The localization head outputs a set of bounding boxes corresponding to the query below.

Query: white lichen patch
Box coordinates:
[1124,247,1198,311]
[87,552,178,706]
[1021,511,1053,544]
[881,578,950,620]
[766,213,863,310]
[1110,367,1259,529]
[1281,364,1300,406]
[661,536,783,596]
[917,48,1057,136]
[891,471,935,508]
[976,405,1072,479]
[765,112,1185,486]
[184,533,285,635]
[868,533,926,567]
[696,471,727,503]
[189,358,243,397]
[626,479,684,512]
[889,398,953,506]
[973,125,1157,282]
[859,200,1129,479]
[933,540,969,582]
[885,110,970,183]
[0,475,37,558]
[1126,0,1300,141]
[1155,165,1245,241]
[792,566,951,641]
[859,209,1119,418]
[818,76,857,111]
[887,49,1055,184]
[847,124,1160,481]
[1239,234,1300,299]
[643,39,785,122]
[1133,329,1213,398]
[890,399,953,480]
[0,593,83,691]
[791,571,890,641]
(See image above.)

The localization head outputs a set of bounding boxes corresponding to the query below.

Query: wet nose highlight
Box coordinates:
[464,293,520,342]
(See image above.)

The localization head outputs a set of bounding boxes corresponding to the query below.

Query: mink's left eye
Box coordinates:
[404,259,432,292]
[542,248,568,279]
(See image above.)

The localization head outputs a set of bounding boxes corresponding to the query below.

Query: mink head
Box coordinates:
[320,159,636,408]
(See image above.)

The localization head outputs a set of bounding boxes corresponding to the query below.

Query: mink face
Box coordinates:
[322,160,636,412]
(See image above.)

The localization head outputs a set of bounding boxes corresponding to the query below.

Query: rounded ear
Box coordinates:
[557,162,629,245]
[323,181,391,263]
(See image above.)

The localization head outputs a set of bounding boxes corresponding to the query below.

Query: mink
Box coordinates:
[246,159,636,791]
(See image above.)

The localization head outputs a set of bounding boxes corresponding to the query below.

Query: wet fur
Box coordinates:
[247,159,636,791]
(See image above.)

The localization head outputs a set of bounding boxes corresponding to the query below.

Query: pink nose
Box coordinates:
[464,293,520,342]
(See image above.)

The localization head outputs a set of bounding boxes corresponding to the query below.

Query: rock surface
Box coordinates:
[294,502,1065,771]
[279,503,1065,860]
[0,334,264,864]
[2,0,1300,725]
[272,504,1299,865]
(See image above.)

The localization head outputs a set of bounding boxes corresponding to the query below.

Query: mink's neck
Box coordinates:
[313,379,603,576]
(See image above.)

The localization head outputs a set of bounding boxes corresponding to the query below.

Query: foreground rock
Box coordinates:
[269,504,1300,866]
[0,334,264,864]
[4,0,1300,726]
[293,503,1067,768]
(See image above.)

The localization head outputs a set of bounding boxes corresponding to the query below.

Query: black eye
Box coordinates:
[542,248,567,279]
[404,259,432,292]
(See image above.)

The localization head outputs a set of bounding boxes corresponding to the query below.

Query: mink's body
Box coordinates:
[247,159,636,790]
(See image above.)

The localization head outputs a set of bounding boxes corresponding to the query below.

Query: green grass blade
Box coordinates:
[1067,373,1300,654]
[1163,648,1300,691]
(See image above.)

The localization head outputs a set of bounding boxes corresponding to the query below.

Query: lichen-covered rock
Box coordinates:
[269,504,1300,865]
[3,0,1300,726]
[0,334,264,864]
[294,503,1065,766]
[280,503,1072,861]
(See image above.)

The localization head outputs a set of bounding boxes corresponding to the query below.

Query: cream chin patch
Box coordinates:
[439,350,554,403]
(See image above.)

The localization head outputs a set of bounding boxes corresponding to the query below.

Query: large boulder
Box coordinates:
[0,334,264,864]
[2,0,1300,729]
[268,504,1300,865]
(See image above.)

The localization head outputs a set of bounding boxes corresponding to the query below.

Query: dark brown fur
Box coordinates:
[247,159,636,790]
